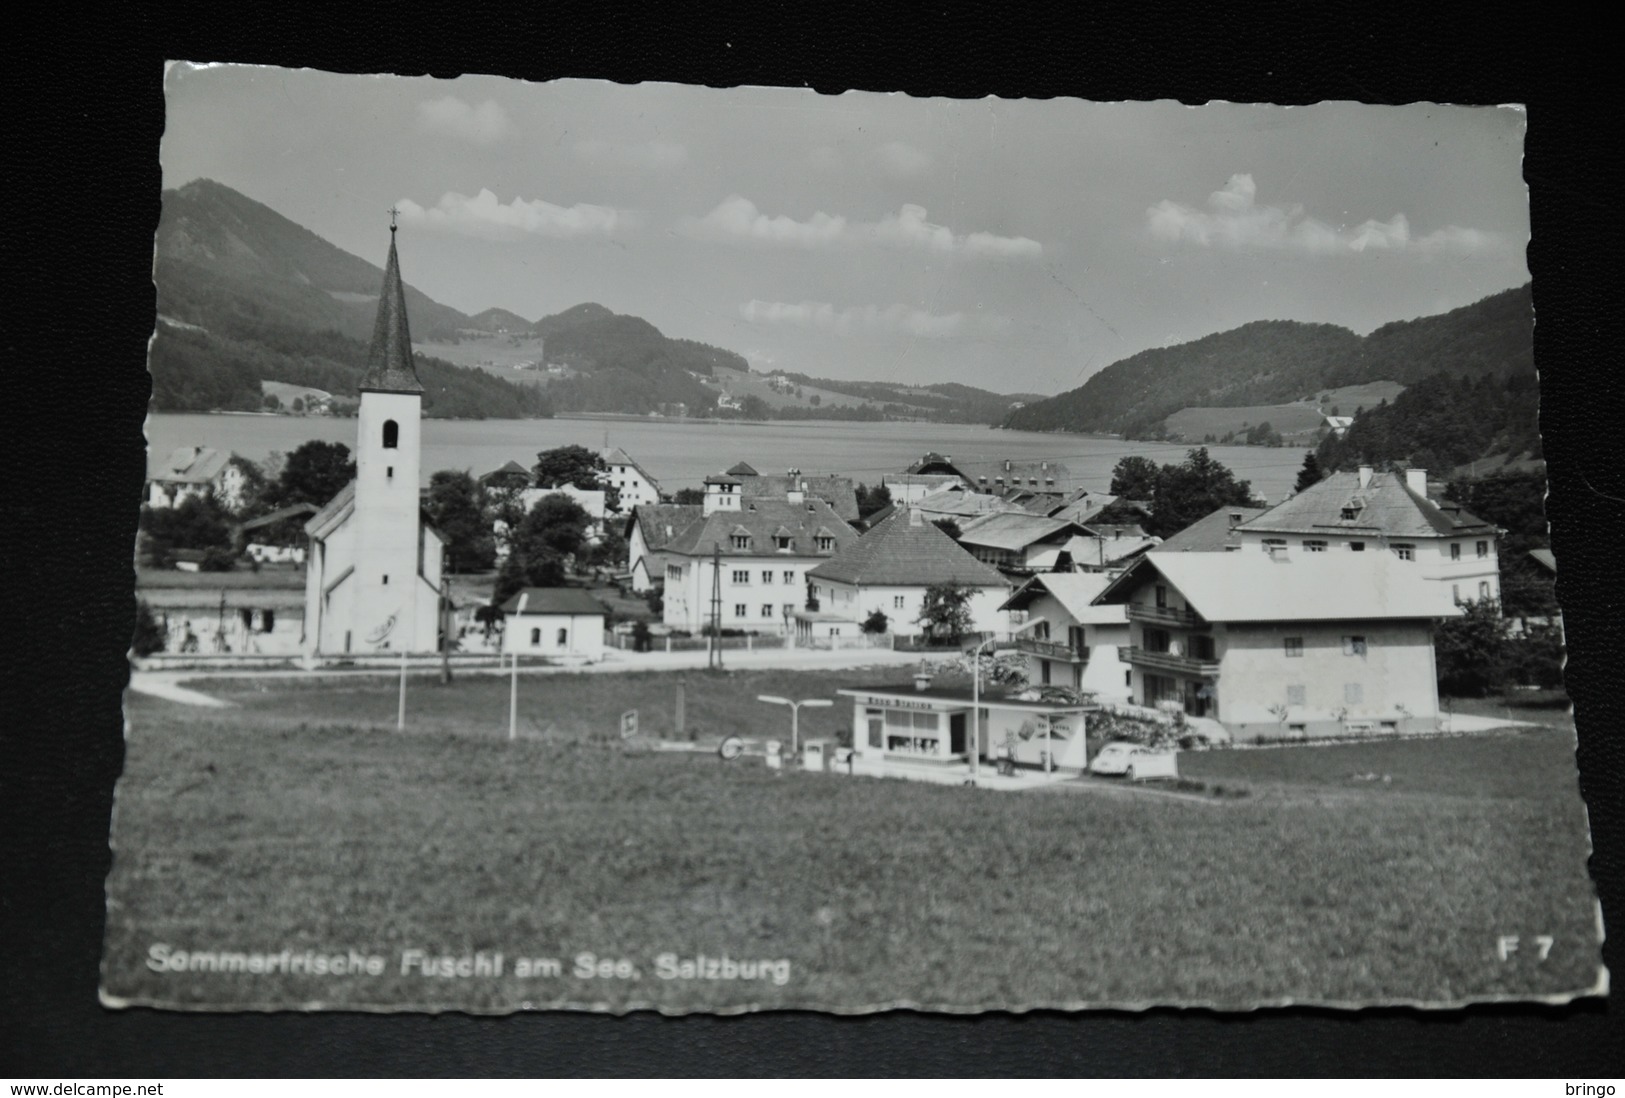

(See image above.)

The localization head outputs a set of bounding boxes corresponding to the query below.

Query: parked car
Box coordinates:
[1089,741,1149,776]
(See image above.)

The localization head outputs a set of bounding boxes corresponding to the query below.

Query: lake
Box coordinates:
[145,413,1312,505]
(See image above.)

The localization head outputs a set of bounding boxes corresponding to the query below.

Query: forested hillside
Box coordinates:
[1314,370,1542,473]
[1004,285,1533,439]
[767,373,1035,424]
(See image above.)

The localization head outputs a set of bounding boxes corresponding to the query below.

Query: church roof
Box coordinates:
[359,230,425,395]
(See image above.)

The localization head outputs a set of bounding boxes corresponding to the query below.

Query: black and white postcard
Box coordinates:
[103,64,1605,1013]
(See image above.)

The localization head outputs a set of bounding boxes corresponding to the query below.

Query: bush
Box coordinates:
[861,609,889,634]
[132,601,166,657]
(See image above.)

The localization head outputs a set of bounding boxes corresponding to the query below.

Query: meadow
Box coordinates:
[103,670,1603,1013]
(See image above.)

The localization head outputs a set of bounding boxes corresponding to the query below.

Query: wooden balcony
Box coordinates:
[1126,603,1208,629]
[1119,645,1220,677]
[1014,636,1089,663]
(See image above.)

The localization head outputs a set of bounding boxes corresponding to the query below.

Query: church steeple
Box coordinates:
[359,213,425,394]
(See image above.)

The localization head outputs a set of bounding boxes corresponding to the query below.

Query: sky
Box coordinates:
[162,64,1531,398]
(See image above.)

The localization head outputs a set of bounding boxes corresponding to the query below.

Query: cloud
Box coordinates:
[417,97,513,145]
[395,189,637,240]
[575,138,688,170]
[739,299,1008,340]
[1147,173,1503,256]
[680,196,1042,258]
[875,141,932,177]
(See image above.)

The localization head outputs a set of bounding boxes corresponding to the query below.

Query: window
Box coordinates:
[1344,682,1364,705]
[761,604,773,618]
[1125,670,1133,687]
[774,536,791,550]
[783,571,795,585]
[261,609,275,633]
[1262,538,1287,551]
[530,628,541,644]
[666,565,682,582]
[732,535,750,550]
[732,570,750,584]
[1039,660,1051,685]
[382,419,398,449]
[1145,628,1171,654]
[1480,580,1492,599]
[817,536,835,551]
[1477,540,1489,559]
[1453,584,1462,604]
[1451,542,1462,560]
[1343,635,1367,656]
[1155,584,1168,608]
[1189,635,1216,660]
[1286,685,1306,706]
[556,628,568,646]
[387,466,394,480]
[733,604,747,618]
[783,604,795,617]
[1349,541,1365,552]
[382,574,389,585]
[1303,540,1327,552]
[761,570,774,584]
[1393,543,1415,561]
[1340,505,1360,521]
[1284,636,1304,658]
[894,595,906,609]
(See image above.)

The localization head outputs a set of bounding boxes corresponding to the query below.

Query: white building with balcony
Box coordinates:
[1000,572,1132,704]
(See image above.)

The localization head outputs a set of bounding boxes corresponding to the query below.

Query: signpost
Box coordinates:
[620,709,639,739]
[756,695,833,756]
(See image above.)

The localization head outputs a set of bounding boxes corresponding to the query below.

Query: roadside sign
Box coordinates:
[718,736,745,761]
[620,709,638,739]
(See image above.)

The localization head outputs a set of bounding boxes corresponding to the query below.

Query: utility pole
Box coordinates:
[397,644,407,730]
[709,543,724,670]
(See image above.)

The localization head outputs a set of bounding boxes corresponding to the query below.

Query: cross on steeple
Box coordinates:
[389,206,399,233]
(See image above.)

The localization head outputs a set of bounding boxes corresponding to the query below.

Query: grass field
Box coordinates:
[103,671,1604,1012]
[1163,381,1408,444]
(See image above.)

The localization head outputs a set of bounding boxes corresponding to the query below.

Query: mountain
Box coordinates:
[1003,285,1534,439]
[466,307,533,333]
[150,180,551,419]
[764,373,1036,425]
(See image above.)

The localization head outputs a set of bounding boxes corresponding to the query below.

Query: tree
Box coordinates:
[132,601,166,656]
[139,495,233,565]
[1435,598,1510,697]
[502,491,592,595]
[1146,448,1260,539]
[931,517,963,541]
[1294,452,1324,494]
[264,440,355,508]
[290,396,305,414]
[1109,455,1161,500]
[426,470,496,572]
[262,393,282,412]
[861,608,890,634]
[532,444,619,512]
[855,482,893,521]
[585,524,629,572]
[673,487,705,505]
[809,394,821,407]
[739,394,772,419]
[916,582,975,642]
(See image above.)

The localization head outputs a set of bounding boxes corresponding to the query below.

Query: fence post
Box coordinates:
[747,634,753,651]
[666,637,672,653]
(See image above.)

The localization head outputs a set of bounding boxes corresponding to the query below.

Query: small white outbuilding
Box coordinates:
[499,587,608,662]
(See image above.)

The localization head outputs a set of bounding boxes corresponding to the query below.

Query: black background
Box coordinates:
[4,4,1621,1078]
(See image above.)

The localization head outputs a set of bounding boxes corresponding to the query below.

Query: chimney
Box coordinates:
[1228,511,1242,528]
[1406,467,1428,496]
[1358,465,1374,489]
[909,507,923,526]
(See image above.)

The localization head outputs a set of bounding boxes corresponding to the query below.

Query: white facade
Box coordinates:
[601,450,662,511]
[146,449,252,511]
[1011,586,1133,705]
[664,556,816,633]
[502,611,605,661]
[1233,527,1500,605]
[808,578,1009,638]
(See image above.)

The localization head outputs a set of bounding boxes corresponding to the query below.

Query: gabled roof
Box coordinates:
[741,474,860,522]
[726,461,759,476]
[149,445,232,484]
[1051,534,1160,569]
[1239,470,1495,539]
[957,511,1092,552]
[1001,572,1128,624]
[302,479,446,545]
[1528,548,1557,574]
[953,459,1071,488]
[704,472,742,486]
[359,230,425,394]
[481,459,531,482]
[808,509,1009,588]
[1094,552,1463,623]
[1155,505,1269,552]
[626,504,705,550]
[500,587,607,616]
[666,499,859,559]
[601,448,660,490]
[238,502,319,533]
[911,487,1023,519]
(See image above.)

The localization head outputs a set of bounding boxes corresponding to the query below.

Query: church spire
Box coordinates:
[359,216,425,394]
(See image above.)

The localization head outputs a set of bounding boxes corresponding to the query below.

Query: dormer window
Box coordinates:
[731,535,750,550]
[817,535,835,552]
[1340,505,1360,521]
[775,535,792,550]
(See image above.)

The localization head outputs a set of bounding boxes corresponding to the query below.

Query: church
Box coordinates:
[302,222,447,657]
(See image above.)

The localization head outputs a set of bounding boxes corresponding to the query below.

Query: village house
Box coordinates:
[235,502,318,564]
[145,446,254,511]
[1000,572,1133,704]
[659,475,859,634]
[1155,505,1270,553]
[804,507,1012,639]
[1236,466,1502,606]
[499,587,606,662]
[600,447,662,511]
[491,484,609,563]
[901,452,1076,494]
[730,465,861,524]
[624,502,704,593]
[955,512,1100,574]
[138,572,307,657]
[870,483,1024,529]
[302,225,447,657]
[1092,550,1462,739]
[881,472,965,505]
